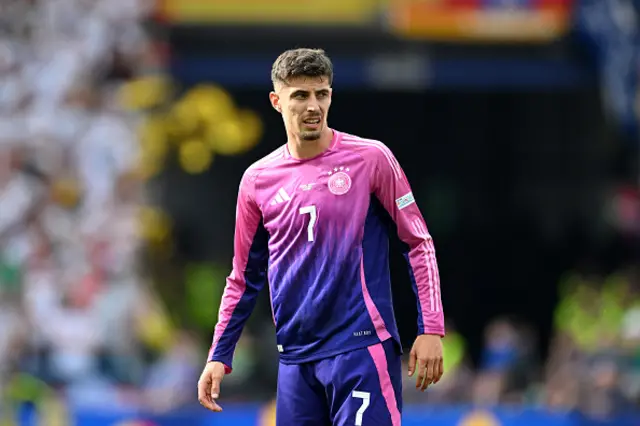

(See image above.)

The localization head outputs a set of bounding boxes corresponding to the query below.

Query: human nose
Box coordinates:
[306,97,319,112]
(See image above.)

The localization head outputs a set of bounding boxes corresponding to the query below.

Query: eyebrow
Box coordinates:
[290,88,330,97]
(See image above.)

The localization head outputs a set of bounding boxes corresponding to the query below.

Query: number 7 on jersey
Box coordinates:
[299,205,317,242]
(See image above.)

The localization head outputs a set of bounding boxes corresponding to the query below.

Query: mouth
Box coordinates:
[302,117,321,129]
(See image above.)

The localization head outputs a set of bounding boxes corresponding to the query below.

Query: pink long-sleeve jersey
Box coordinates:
[208,129,444,371]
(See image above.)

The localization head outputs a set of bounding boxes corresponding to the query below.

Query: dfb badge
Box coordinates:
[328,170,351,195]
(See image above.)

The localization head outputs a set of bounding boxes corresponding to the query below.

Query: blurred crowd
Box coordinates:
[0,0,203,418]
[406,262,640,418]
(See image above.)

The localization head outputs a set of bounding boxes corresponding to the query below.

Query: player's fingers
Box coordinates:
[415,371,425,390]
[209,375,223,412]
[210,374,221,399]
[198,376,216,412]
[434,357,444,384]
[421,358,435,391]
[408,350,417,377]
[415,359,426,389]
[210,398,223,412]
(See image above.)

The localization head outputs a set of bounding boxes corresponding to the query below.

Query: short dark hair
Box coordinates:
[271,48,333,86]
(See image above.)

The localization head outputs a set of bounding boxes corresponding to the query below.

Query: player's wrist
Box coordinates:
[207,359,233,374]
[418,330,445,338]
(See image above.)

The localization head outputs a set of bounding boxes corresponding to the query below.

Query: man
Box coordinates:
[198,48,445,425]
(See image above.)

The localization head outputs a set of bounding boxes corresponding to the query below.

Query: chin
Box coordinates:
[300,130,322,141]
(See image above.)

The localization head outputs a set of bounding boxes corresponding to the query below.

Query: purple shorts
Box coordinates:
[276,339,402,426]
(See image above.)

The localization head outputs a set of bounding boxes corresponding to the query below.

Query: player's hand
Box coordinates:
[197,361,226,412]
[408,334,444,391]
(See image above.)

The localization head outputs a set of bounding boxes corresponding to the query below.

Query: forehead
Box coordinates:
[278,76,331,93]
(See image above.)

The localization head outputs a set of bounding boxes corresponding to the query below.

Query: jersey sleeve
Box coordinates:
[371,144,445,337]
[208,170,269,372]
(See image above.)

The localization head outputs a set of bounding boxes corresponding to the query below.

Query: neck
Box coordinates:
[287,128,333,160]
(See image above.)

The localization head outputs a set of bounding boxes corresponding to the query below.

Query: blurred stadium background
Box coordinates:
[0,0,639,425]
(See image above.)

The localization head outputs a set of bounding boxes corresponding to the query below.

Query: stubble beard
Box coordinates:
[300,130,322,141]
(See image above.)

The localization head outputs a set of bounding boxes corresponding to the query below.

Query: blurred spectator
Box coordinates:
[143,331,200,413]
[471,318,533,405]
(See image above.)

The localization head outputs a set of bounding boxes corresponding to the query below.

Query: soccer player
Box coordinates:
[198,48,445,425]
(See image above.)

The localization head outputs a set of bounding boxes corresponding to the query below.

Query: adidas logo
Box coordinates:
[270,188,291,205]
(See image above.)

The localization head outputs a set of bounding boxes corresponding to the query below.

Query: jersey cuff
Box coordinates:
[208,355,233,374]
[419,328,446,337]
